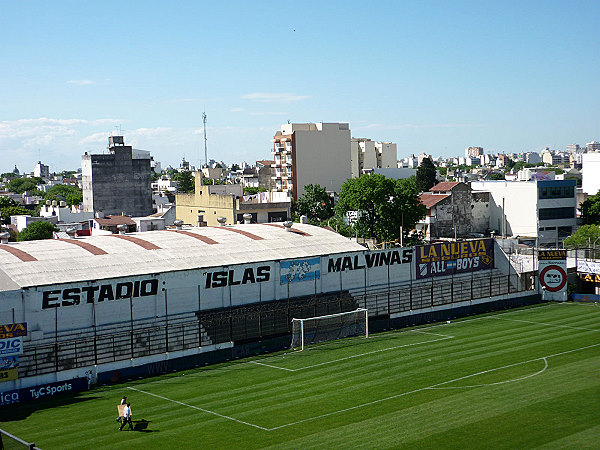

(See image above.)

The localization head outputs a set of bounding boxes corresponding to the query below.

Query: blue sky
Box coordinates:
[1,1,598,174]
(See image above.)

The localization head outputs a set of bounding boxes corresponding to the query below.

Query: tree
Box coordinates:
[243,187,268,195]
[415,158,437,192]
[564,225,600,248]
[17,221,58,241]
[296,184,334,224]
[43,184,83,207]
[6,177,44,194]
[488,172,505,180]
[1,205,30,224]
[173,171,195,193]
[336,174,425,243]
[581,192,600,225]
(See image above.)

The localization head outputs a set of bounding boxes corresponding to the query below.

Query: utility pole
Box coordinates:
[202,112,208,168]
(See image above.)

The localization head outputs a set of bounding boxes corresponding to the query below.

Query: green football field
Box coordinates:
[2,302,599,449]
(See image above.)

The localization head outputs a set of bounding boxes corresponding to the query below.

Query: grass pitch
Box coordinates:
[2,302,599,449]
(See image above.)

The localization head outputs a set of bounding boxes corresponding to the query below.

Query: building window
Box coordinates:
[539,207,575,220]
[538,185,574,199]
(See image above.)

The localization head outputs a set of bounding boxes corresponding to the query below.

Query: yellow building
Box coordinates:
[176,173,291,226]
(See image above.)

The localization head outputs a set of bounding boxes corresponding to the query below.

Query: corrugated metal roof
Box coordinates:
[0,224,365,290]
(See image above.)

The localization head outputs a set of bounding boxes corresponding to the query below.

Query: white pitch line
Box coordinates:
[486,316,600,332]
[127,386,269,431]
[266,342,600,431]
[250,361,295,371]
[430,358,549,389]
[253,335,454,372]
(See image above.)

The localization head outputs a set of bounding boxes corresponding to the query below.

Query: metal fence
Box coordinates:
[0,428,40,450]
[18,271,534,378]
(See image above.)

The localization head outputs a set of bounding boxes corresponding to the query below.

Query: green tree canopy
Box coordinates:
[16,220,58,241]
[173,171,195,193]
[563,225,600,248]
[0,197,18,209]
[6,177,44,194]
[296,184,334,224]
[336,174,425,243]
[43,184,83,207]
[1,205,30,224]
[488,172,505,180]
[415,158,437,192]
[243,187,268,195]
[581,192,600,225]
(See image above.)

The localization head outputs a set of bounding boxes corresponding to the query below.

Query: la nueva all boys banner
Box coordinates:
[415,238,494,279]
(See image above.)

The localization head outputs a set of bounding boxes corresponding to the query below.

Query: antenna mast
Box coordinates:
[202,112,208,168]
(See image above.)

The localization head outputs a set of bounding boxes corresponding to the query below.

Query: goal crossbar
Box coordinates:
[291,308,368,350]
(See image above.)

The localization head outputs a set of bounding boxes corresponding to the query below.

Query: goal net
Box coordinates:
[291,308,368,350]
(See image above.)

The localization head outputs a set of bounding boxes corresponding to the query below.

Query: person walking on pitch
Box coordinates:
[119,403,133,431]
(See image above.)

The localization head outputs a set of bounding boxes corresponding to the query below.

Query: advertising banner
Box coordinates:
[20,378,88,402]
[0,356,19,370]
[0,322,27,340]
[579,273,600,283]
[538,249,567,299]
[0,389,20,406]
[0,337,23,357]
[0,368,18,382]
[415,239,494,279]
[280,257,321,284]
[577,260,600,275]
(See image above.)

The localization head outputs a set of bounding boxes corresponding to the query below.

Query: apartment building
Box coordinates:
[271,122,351,201]
[350,138,397,177]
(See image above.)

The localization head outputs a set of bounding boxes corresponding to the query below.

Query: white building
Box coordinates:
[33,161,50,178]
[39,201,94,223]
[586,141,600,153]
[272,122,351,201]
[582,152,600,195]
[350,138,397,177]
[471,180,577,246]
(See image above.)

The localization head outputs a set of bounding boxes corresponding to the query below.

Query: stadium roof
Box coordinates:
[0,224,365,291]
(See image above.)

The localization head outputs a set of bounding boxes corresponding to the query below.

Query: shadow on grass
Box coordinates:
[133,419,156,432]
[0,394,101,422]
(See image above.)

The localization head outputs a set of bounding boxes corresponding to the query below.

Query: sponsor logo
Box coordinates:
[0,322,27,340]
[204,266,270,289]
[0,389,19,405]
[0,368,18,382]
[415,239,494,279]
[0,356,19,369]
[0,338,23,356]
[42,279,159,309]
[328,249,413,273]
[538,250,567,260]
[29,382,73,399]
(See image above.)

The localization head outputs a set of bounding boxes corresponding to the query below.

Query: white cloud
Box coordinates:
[67,79,96,85]
[241,92,310,103]
[230,107,245,112]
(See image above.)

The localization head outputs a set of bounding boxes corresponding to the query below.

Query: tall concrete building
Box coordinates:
[82,136,153,217]
[465,146,484,158]
[350,138,397,178]
[271,122,351,201]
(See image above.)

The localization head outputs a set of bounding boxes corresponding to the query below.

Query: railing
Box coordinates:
[18,272,533,378]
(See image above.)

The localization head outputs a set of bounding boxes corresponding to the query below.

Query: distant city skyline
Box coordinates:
[1,1,599,174]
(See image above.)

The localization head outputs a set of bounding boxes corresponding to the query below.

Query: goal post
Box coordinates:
[290,308,368,350]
